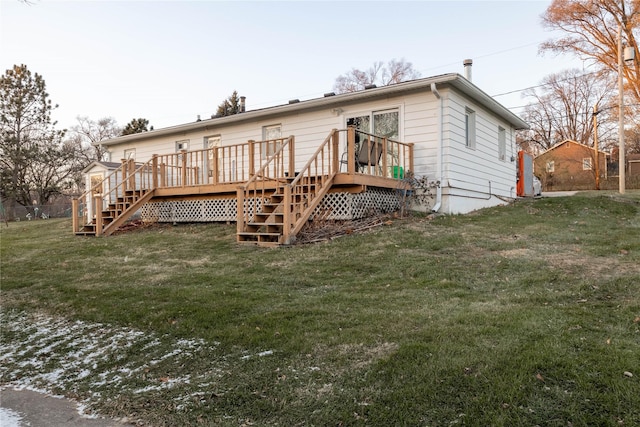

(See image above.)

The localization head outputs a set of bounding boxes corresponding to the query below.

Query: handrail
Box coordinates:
[237,136,295,237]
[282,129,340,243]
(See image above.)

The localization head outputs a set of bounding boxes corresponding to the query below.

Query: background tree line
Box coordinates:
[0,64,153,220]
[519,0,639,154]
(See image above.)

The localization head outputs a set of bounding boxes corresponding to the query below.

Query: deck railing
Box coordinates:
[153,138,293,187]
[73,130,413,236]
[344,127,414,179]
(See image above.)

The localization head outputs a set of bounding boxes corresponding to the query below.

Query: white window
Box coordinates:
[347,109,399,140]
[583,157,592,170]
[123,148,135,160]
[546,161,555,173]
[176,139,189,152]
[465,108,476,149]
[498,126,506,161]
[262,124,282,159]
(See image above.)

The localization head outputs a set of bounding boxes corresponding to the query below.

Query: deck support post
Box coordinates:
[152,155,158,190]
[181,150,187,187]
[347,126,356,175]
[408,143,415,173]
[127,158,135,193]
[236,187,245,239]
[288,135,295,178]
[121,158,128,192]
[212,147,219,185]
[248,140,255,179]
[94,195,103,237]
[72,199,79,233]
[382,137,388,177]
[282,184,292,245]
[331,129,339,173]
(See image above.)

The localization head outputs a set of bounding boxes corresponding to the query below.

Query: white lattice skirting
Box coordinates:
[140,188,401,223]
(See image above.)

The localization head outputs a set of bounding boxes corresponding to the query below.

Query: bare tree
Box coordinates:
[541,0,640,104]
[519,69,616,152]
[70,116,121,163]
[333,59,421,94]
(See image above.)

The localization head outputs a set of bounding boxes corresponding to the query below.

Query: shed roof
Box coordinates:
[82,161,121,174]
[535,140,608,159]
[99,73,529,147]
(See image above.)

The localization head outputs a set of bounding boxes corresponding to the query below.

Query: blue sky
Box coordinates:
[1,0,584,131]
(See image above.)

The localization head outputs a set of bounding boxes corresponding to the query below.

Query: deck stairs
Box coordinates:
[73,157,156,237]
[237,130,340,246]
[75,188,154,236]
[237,174,331,246]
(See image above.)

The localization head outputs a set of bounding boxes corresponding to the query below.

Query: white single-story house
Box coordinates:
[76,69,528,245]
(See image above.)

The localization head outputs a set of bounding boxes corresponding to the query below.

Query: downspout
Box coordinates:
[431,82,443,213]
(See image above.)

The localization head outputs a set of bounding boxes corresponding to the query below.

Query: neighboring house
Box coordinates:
[534,140,607,191]
[628,153,640,176]
[77,72,528,245]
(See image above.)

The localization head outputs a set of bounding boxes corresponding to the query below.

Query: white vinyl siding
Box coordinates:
[443,91,518,212]
[102,84,519,215]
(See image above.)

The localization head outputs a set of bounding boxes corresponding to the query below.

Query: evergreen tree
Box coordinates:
[0,64,68,219]
[215,91,243,117]
[121,118,150,135]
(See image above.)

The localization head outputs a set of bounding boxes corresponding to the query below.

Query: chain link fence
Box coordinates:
[2,203,73,222]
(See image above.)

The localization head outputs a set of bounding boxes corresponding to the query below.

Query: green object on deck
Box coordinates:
[393,166,404,179]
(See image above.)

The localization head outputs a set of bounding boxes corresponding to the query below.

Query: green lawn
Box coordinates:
[1,191,639,426]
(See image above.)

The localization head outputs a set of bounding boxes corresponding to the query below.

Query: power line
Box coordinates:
[492,69,604,98]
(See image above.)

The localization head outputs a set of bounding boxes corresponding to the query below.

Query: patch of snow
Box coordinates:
[241,350,274,360]
[0,407,27,427]
[0,310,224,418]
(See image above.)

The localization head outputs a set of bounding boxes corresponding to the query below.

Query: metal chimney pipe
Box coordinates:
[463,59,473,81]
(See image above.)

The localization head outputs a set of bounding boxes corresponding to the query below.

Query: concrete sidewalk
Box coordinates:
[0,388,125,427]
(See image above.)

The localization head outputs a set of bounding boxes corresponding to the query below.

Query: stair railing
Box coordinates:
[237,136,295,235]
[72,159,131,233]
[72,157,156,234]
[281,129,340,244]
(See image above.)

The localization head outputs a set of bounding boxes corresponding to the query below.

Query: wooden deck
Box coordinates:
[72,128,413,246]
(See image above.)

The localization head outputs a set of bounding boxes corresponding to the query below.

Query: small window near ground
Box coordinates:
[465,108,476,149]
[176,139,189,152]
[498,126,506,161]
[546,161,555,173]
[583,157,592,170]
